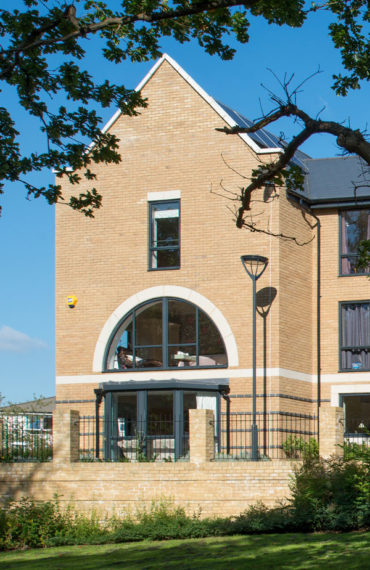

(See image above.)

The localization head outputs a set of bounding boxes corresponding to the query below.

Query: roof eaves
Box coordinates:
[98,53,283,157]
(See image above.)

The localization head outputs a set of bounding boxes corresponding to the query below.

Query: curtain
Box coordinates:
[341,304,370,370]
[365,213,370,274]
[196,392,217,434]
[341,214,351,274]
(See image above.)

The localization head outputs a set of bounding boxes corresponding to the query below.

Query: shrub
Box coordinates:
[0,497,70,549]
[110,501,227,542]
[282,436,319,460]
[289,446,370,531]
[1,445,369,551]
[231,502,295,534]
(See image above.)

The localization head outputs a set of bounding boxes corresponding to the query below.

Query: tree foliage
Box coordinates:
[0,1,369,216]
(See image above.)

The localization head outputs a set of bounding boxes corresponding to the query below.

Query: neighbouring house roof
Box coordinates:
[0,396,55,414]
[299,156,370,208]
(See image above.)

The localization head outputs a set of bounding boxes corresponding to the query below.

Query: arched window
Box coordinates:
[105,298,227,371]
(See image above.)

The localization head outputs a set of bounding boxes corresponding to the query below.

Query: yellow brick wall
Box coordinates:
[55,59,320,422]
[55,60,280,379]
[316,209,370,406]
[0,461,295,518]
[56,57,370,430]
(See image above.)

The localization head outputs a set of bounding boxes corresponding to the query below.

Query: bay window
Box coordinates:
[103,382,224,461]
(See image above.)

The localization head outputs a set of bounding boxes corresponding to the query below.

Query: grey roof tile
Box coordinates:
[302,156,370,204]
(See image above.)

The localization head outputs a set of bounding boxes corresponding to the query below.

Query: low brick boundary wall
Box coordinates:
[0,408,311,518]
[0,461,295,518]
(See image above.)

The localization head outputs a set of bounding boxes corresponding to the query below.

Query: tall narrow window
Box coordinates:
[149,200,180,270]
[340,210,370,275]
[340,302,370,371]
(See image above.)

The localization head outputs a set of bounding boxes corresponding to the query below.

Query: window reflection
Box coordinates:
[341,210,370,274]
[147,391,173,436]
[150,201,180,270]
[116,393,137,437]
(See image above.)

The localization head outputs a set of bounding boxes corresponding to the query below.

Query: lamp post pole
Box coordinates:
[251,272,258,460]
[241,255,268,461]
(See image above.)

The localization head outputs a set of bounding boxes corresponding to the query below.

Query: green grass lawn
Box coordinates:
[0,532,369,569]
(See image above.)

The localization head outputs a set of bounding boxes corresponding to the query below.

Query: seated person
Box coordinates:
[117,346,134,369]
[117,346,161,369]
[140,358,162,368]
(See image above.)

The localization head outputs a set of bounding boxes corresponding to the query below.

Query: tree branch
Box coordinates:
[217,102,370,227]
[8,1,257,56]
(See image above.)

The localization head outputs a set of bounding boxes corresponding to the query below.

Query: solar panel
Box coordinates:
[216,101,309,170]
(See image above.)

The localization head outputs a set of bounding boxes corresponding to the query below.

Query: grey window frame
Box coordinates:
[339,300,370,371]
[103,381,225,460]
[148,199,180,271]
[339,209,370,276]
[104,297,228,372]
[339,393,370,436]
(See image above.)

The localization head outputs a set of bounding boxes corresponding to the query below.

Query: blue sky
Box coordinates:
[0,4,369,403]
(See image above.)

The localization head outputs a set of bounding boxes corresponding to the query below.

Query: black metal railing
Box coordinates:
[218,411,318,460]
[0,413,53,462]
[79,416,189,462]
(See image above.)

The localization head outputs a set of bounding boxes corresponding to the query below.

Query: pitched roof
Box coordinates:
[101,53,369,206]
[101,53,308,166]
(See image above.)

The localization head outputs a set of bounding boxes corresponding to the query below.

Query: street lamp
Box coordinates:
[241,255,269,460]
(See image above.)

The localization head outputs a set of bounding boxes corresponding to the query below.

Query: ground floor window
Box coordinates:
[103,382,223,461]
[341,394,370,444]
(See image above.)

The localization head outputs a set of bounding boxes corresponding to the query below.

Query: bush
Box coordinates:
[0,497,227,550]
[1,444,369,551]
[231,502,295,534]
[109,501,228,542]
[289,445,370,531]
[0,497,69,549]
[282,436,319,460]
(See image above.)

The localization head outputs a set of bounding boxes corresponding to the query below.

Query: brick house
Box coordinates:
[55,54,370,461]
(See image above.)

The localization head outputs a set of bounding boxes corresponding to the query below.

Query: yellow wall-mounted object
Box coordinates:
[67,295,78,308]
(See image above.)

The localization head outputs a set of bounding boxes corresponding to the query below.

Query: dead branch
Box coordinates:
[217,102,370,227]
[240,215,315,246]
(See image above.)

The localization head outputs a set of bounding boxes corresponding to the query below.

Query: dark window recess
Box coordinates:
[342,395,370,435]
[340,302,370,371]
[147,391,173,436]
[116,393,137,437]
[340,210,370,275]
[105,298,227,371]
[149,200,180,270]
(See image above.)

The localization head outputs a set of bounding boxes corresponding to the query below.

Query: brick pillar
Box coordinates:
[53,409,80,463]
[189,409,215,464]
[319,407,344,459]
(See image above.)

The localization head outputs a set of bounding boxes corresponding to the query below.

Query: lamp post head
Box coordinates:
[241,255,268,280]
